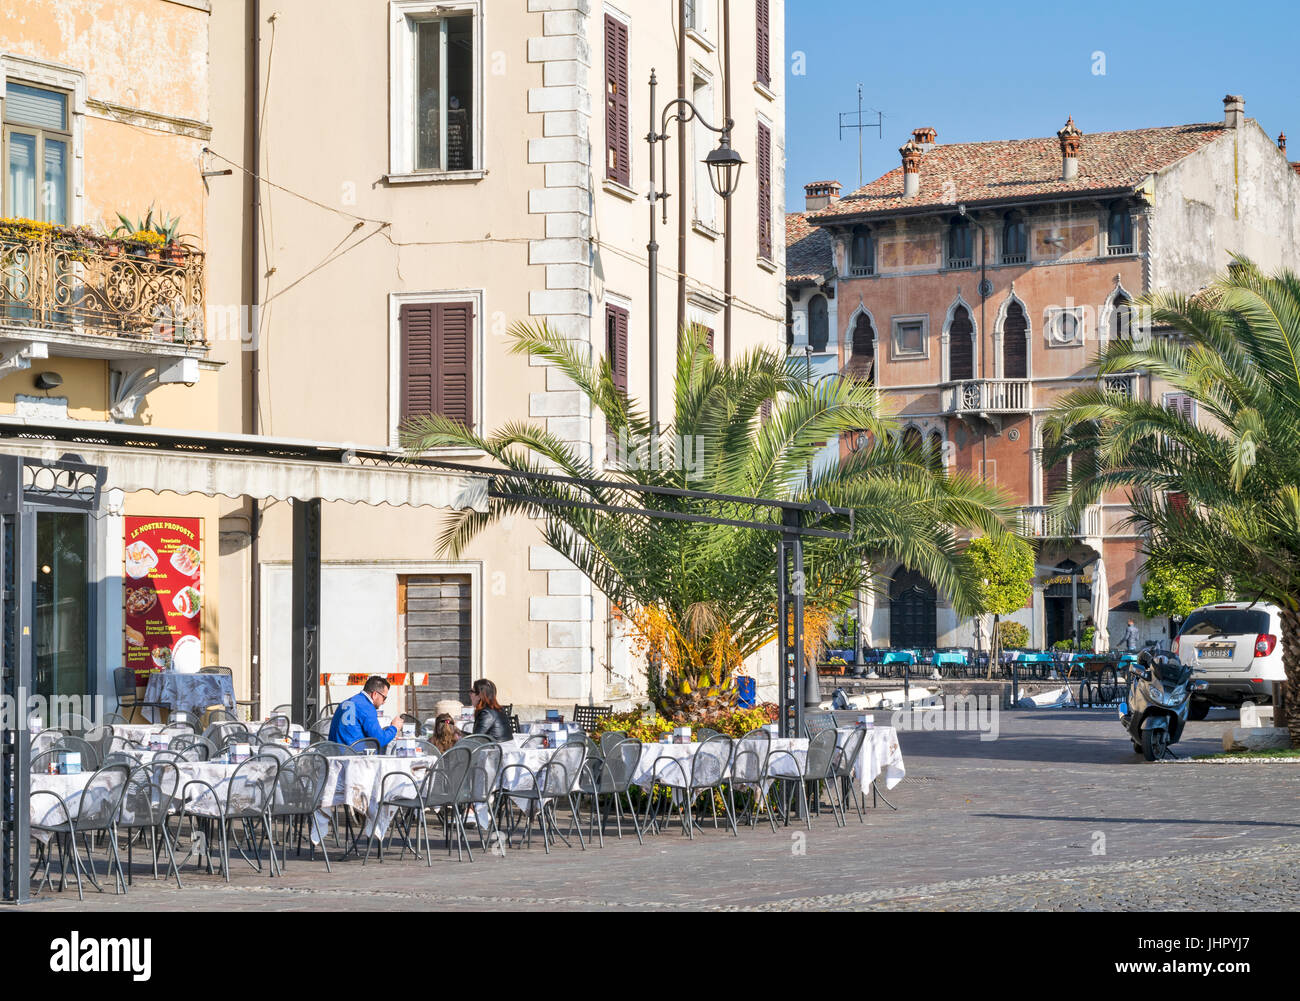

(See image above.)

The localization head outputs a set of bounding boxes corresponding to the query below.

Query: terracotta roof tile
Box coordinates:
[786,211,834,283]
[810,123,1228,223]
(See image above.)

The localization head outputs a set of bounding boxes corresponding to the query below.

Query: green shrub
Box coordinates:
[997,620,1029,649]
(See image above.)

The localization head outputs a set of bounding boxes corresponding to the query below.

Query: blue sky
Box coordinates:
[782,0,1299,207]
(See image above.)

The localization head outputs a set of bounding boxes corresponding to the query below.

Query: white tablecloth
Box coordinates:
[143,673,236,721]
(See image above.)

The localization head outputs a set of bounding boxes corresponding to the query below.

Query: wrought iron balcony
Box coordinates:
[1019,504,1102,540]
[943,378,1032,418]
[0,221,205,344]
[1100,372,1138,401]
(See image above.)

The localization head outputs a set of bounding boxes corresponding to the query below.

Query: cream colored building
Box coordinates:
[204,0,789,714]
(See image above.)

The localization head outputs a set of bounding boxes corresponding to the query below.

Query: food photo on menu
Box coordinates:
[122,517,204,678]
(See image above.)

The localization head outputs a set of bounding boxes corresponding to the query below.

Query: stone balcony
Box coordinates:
[1018,504,1102,540]
[942,378,1031,429]
[0,221,209,419]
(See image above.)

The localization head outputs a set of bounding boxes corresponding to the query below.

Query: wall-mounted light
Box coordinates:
[34,371,63,391]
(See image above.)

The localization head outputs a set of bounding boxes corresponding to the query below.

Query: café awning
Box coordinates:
[0,417,489,511]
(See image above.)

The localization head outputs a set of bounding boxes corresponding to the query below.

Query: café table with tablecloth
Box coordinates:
[142,672,236,721]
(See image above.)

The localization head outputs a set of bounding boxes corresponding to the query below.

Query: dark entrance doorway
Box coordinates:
[890,569,937,649]
[1044,559,1091,648]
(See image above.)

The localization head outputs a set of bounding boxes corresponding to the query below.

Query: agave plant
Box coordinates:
[1044,256,1300,746]
[109,206,182,246]
[402,322,1015,718]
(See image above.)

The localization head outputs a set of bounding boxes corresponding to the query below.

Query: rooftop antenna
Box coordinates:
[838,84,884,189]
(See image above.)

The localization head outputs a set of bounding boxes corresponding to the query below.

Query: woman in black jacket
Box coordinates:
[470,678,512,741]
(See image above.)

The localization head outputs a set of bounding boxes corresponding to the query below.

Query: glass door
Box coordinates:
[32,510,92,723]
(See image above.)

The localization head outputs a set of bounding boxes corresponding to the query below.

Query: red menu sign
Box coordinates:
[124,517,203,684]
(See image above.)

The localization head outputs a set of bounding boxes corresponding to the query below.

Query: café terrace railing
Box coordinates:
[0,221,205,343]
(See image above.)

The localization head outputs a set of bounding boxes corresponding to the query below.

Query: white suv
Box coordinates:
[1172,601,1285,719]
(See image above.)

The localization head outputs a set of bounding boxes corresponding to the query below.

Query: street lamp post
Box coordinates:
[646,69,744,435]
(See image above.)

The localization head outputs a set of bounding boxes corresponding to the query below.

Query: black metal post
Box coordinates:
[0,456,30,904]
[647,70,660,437]
[291,498,321,729]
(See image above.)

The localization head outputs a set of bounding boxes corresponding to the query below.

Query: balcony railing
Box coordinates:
[1001,253,1026,265]
[947,256,972,270]
[943,378,1032,416]
[1019,505,1102,540]
[0,222,205,343]
[1101,372,1138,401]
[1106,243,1134,256]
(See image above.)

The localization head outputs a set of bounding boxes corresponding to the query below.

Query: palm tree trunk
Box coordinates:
[1280,605,1300,748]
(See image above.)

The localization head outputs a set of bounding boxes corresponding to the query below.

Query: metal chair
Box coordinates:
[31,763,132,900]
[576,736,643,845]
[203,721,251,751]
[305,740,356,757]
[52,735,100,771]
[112,667,164,723]
[768,728,843,829]
[269,752,331,873]
[599,731,628,757]
[386,737,438,756]
[349,737,381,754]
[694,727,722,741]
[830,725,870,822]
[117,760,183,888]
[456,743,504,855]
[803,711,837,738]
[256,717,290,743]
[572,704,613,734]
[198,665,255,719]
[167,733,216,761]
[368,745,471,864]
[161,739,206,763]
[257,744,293,764]
[179,754,281,882]
[85,725,116,764]
[309,718,334,742]
[732,728,777,832]
[520,734,546,749]
[456,733,493,749]
[498,742,588,853]
[643,733,736,839]
[103,712,129,725]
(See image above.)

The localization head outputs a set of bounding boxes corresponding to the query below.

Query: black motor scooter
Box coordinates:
[1119,648,1191,761]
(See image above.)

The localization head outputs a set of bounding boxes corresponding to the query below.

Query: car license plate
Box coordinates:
[1197,646,1233,659]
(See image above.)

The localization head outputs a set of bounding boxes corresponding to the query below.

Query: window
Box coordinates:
[391,3,480,176]
[757,121,772,260]
[399,299,475,429]
[1107,203,1133,255]
[1045,306,1086,346]
[849,314,875,383]
[892,315,928,359]
[1111,293,1133,341]
[947,216,973,269]
[808,294,829,353]
[3,82,71,223]
[1164,392,1195,425]
[604,13,630,186]
[755,0,771,88]
[1002,300,1028,378]
[692,74,716,228]
[850,226,874,276]
[1002,212,1027,264]
[948,305,974,381]
[606,303,629,392]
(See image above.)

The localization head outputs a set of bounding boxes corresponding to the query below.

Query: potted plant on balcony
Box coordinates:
[110,208,184,263]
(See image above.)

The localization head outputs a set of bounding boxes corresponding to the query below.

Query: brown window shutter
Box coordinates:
[948,306,974,381]
[704,327,715,353]
[605,15,630,186]
[757,121,772,260]
[400,302,436,423]
[1002,301,1028,379]
[755,0,770,87]
[606,303,629,392]
[438,301,474,428]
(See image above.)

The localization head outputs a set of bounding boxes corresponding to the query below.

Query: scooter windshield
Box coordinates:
[1155,661,1191,686]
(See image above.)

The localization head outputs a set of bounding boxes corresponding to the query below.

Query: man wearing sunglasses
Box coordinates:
[328,675,407,750]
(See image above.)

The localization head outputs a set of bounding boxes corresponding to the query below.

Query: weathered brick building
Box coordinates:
[793,95,1300,652]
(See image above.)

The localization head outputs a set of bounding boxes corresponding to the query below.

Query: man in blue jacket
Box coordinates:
[329,675,403,750]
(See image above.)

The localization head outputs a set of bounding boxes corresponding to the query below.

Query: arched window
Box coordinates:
[785,298,794,351]
[948,304,974,381]
[1002,300,1028,379]
[1002,211,1027,264]
[850,226,874,276]
[808,294,829,353]
[848,313,875,383]
[902,426,923,453]
[948,216,973,269]
[1108,203,1133,255]
[927,430,944,472]
[1111,292,1132,341]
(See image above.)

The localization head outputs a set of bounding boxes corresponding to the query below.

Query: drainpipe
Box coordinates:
[676,0,687,350]
[248,0,263,718]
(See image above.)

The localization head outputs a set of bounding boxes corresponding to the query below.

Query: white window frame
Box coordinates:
[387,288,486,450]
[388,0,485,182]
[690,66,718,235]
[891,313,930,360]
[0,55,87,225]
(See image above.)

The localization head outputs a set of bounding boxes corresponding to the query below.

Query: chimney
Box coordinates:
[1224,95,1245,129]
[1057,116,1083,181]
[912,127,937,153]
[899,139,923,198]
[804,180,842,212]
[1279,132,1288,155]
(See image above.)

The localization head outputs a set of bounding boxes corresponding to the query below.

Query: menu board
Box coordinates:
[123,517,203,684]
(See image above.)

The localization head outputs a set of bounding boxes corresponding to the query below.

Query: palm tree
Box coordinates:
[402,322,1014,717]
[1044,256,1300,745]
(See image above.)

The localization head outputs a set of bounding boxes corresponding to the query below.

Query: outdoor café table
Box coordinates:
[142,672,236,722]
[312,753,439,849]
[517,721,584,739]
[763,727,906,795]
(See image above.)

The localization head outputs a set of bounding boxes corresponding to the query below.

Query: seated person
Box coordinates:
[432,713,462,753]
[470,678,512,741]
[329,675,405,750]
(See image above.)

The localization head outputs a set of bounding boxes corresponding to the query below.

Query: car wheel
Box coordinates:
[1188,700,1211,721]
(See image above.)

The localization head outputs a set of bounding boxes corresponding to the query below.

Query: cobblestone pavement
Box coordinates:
[19,707,1300,911]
